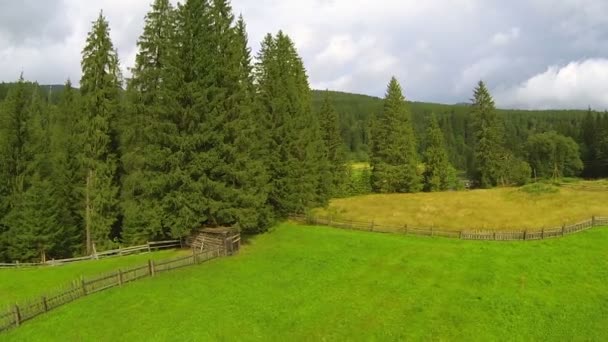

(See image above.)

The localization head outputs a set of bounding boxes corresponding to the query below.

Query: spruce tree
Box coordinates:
[370,77,421,193]
[319,91,348,196]
[3,87,63,261]
[471,81,504,188]
[423,113,453,191]
[122,0,180,243]
[181,0,270,232]
[79,12,122,253]
[255,31,330,215]
[51,80,84,256]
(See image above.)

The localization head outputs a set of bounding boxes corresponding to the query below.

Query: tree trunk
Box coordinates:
[85,169,93,255]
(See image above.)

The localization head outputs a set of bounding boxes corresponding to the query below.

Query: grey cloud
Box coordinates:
[0,0,71,45]
[1,0,608,109]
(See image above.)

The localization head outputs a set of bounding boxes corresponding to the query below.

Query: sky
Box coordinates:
[1,0,608,110]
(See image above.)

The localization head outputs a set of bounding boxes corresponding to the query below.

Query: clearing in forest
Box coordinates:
[314,181,608,231]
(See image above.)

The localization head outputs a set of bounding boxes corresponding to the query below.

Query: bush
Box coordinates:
[520,183,560,195]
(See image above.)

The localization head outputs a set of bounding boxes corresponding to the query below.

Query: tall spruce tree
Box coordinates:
[121,0,180,243]
[319,91,348,196]
[50,80,83,256]
[79,12,122,253]
[3,89,62,261]
[370,77,421,193]
[255,31,330,215]
[0,76,32,261]
[471,81,505,188]
[188,0,270,232]
[423,113,453,191]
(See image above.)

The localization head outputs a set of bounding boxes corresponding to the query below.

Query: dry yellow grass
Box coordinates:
[314,181,608,231]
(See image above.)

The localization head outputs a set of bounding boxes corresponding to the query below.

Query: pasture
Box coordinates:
[0,249,186,309]
[315,181,608,231]
[4,223,608,341]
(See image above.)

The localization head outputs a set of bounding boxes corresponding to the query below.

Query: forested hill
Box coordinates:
[311,90,597,178]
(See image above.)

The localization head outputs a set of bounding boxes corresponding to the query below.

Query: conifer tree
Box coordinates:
[319,91,348,196]
[0,75,31,205]
[471,81,505,188]
[4,89,62,261]
[255,31,330,215]
[121,0,180,243]
[423,113,453,191]
[370,77,421,193]
[51,80,84,256]
[79,12,122,253]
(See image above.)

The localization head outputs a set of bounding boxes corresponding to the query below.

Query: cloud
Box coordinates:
[495,59,608,110]
[491,27,520,47]
[1,0,608,109]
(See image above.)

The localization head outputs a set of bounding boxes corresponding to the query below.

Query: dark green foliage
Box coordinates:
[423,114,454,191]
[370,77,422,193]
[526,131,583,180]
[121,0,180,243]
[79,12,123,252]
[255,31,330,215]
[50,81,83,257]
[471,81,505,188]
[319,91,348,196]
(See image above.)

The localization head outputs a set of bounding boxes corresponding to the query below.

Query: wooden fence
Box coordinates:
[0,240,182,268]
[0,248,225,333]
[290,215,608,241]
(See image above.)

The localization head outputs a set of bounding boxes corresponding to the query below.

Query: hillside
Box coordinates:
[311,90,590,175]
[5,223,608,340]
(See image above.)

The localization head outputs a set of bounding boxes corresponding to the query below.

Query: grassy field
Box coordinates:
[315,181,608,231]
[0,249,186,309]
[4,223,608,341]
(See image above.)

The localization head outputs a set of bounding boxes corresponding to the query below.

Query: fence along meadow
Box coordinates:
[0,240,182,268]
[290,215,608,241]
[0,248,225,333]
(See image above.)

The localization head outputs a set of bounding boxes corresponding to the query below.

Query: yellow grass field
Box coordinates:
[314,181,608,231]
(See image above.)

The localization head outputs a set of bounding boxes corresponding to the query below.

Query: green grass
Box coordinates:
[315,180,608,231]
[5,223,608,341]
[0,249,186,309]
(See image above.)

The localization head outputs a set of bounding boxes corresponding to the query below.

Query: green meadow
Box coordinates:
[4,223,608,341]
[0,249,186,309]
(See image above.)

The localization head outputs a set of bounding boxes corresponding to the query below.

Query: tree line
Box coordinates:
[0,0,348,262]
[317,91,607,182]
[369,79,587,193]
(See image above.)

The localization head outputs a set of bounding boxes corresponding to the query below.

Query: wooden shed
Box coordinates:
[189,227,241,256]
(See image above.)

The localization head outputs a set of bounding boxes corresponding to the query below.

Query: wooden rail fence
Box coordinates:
[0,248,226,333]
[290,215,608,241]
[0,240,182,268]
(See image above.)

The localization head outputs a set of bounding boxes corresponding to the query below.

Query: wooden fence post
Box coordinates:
[404,225,408,235]
[523,230,527,241]
[562,224,566,236]
[81,277,88,296]
[41,296,48,312]
[592,216,597,227]
[147,242,152,253]
[13,304,20,327]
[118,269,123,286]
[370,220,375,232]
[148,260,155,277]
[541,228,545,239]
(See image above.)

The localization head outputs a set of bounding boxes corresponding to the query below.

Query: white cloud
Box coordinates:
[495,59,608,109]
[491,27,520,46]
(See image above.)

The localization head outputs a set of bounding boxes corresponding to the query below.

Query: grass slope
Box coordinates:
[5,224,608,341]
[315,181,608,231]
[0,250,186,309]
